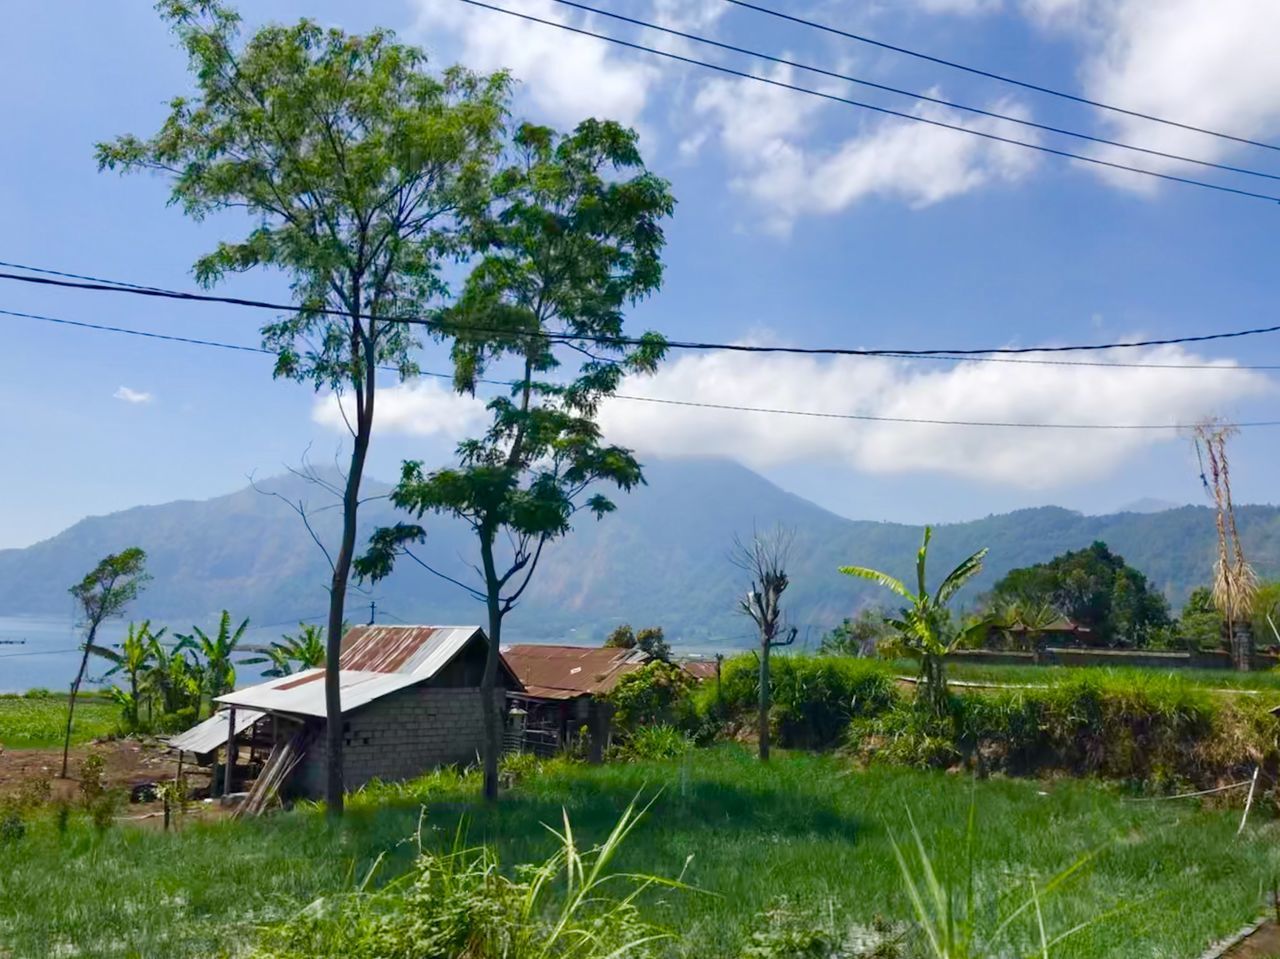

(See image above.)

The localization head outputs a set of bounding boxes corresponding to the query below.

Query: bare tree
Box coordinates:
[1194,420,1257,670]
[731,527,797,761]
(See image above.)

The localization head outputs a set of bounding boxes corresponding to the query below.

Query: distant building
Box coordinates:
[501,644,650,756]
[986,619,1092,649]
[188,625,520,800]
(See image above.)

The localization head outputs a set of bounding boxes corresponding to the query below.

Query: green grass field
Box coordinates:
[890,658,1280,694]
[1,746,1276,958]
[0,693,118,749]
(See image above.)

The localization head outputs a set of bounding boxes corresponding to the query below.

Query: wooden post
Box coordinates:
[222,706,237,799]
[715,654,724,716]
[1238,766,1260,835]
[175,749,185,825]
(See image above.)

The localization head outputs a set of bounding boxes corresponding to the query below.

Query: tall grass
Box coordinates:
[2,747,1277,958]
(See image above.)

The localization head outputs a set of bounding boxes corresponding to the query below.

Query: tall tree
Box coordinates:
[842,528,987,716]
[62,548,149,777]
[731,527,797,761]
[358,119,673,801]
[97,1,509,814]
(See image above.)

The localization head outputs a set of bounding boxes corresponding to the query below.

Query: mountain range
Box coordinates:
[3,458,1279,646]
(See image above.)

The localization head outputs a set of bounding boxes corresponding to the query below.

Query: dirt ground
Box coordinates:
[0,738,216,824]
[1221,921,1280,958]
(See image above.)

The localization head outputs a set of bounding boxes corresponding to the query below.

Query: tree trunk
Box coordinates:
[758,635,771,761]
[60,623,98,779]
[479,534,503,802]
[921,653,949,716]
[1230,621,1254,672]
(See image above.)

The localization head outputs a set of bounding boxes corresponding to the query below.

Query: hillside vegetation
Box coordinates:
[1,459,1277,642]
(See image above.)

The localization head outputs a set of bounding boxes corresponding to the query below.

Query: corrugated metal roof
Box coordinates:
[216,625,504,719]
[681,660,718,681]
[168,708,264,756]
[502,644,649,699]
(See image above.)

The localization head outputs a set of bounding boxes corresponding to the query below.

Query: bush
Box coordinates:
[703,654,900,749]
[849,670,1276,788]
[742,898,902,958]
[607,661,696,734]
[614,725,693,762]
[156,707,198,734]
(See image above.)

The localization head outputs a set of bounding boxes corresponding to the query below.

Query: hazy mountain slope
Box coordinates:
[0,459,1272,644]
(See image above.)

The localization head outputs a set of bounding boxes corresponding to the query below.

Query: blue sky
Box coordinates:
[4,0,1280,549]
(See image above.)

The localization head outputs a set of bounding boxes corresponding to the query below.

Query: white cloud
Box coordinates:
[912,0,1003,14]
[596,343,1271,488]
[1023,0,1280,191]
[312,380,489,439]
[113,386,153,404]
[693,68,1038,231]
[411,0,661,127]
[651,0,725,31]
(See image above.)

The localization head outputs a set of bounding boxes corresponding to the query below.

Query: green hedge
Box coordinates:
[702,654,1279,788]
[697,654,899,749]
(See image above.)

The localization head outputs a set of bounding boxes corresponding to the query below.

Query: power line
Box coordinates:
[6,260,1280,357]
[720,0,1280,155]
[615,394,1280,431]
[10,304,1280,374]
[454,0,1280,204]
[541,0,1280,184]
[6,303,1278,432]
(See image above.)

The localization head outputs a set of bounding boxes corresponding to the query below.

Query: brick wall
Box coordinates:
[294,686,504,797]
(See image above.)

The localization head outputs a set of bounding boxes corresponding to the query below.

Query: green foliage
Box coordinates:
[986,541,1171,646]
[176,610,249,708]
[742,899,902,958]
[606,661,696,734]
[1179,586,1224,651]
[69,549,150,628]
[891,803,1095,959]
[603,624,672,661]
[242,623,328,678]
[252,799,674,959]
[705,654,899,749]
[841,527,989,715]
[92,620,166,730]
[4,747,1276,959]
[614,724,693,761]
[818,608,894,657]
[0,693,118,748]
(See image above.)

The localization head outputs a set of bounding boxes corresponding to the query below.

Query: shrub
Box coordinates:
[615,724,693,762]
[742,898,902,958]
[253,800,675,959]
[607,661,696,734]
[156,707,198,734]
[703,654,900,749]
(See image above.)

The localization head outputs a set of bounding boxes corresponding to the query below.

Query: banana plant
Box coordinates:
[840,527,989,715]
[176,610,249,708]
[91,620,163,729]
[241,623,327,678]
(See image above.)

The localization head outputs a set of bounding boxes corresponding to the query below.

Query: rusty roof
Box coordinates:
[218,625,518,718]
[681,660,719,681]
[502,644,649,699]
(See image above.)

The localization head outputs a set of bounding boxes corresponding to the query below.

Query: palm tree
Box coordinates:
[92,620,164,729]
[176,611,249,711]
[840,527,989,716]
[241,623,327,678]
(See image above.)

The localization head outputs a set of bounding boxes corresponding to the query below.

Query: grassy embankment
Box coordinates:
[0,692,117,749]
[899,659,1280,692]
[2,746,1278,958]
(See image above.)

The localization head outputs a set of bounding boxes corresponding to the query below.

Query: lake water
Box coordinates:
[0,616,290,694]
[0,616,747,694]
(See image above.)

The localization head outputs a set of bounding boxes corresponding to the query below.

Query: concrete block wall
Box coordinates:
[294,685,504,796]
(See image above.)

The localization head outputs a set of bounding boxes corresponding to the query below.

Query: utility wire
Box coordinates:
[454,0,1280,204]
[9,304,1280,374]
[6,305,1279,432]
[720,0,1280,155]
[6,260,1280,357]
[541,0,1280,184]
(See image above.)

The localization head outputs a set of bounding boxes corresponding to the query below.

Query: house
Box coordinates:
[501,644,650,756]
[986,618,1092,650]
[206,625,520,799]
